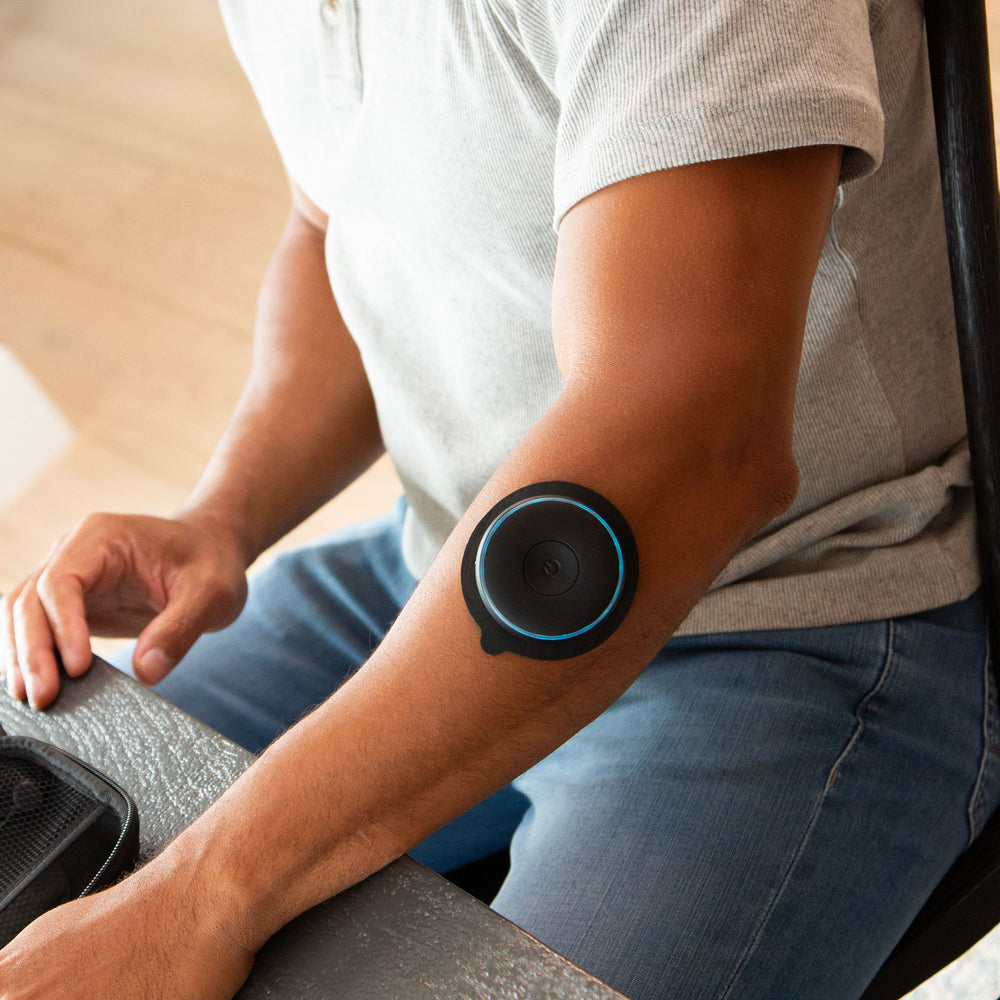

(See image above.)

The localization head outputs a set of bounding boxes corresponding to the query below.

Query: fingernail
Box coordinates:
[140,648,175,684]
[24,675,38,709]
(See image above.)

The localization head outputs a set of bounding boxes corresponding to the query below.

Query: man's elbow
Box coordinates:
[676,420,800,546]
[736,445,800,542]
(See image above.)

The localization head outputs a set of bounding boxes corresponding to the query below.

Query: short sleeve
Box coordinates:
[526,0,886,226]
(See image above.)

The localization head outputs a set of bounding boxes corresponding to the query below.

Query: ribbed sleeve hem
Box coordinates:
[553,90,885,227]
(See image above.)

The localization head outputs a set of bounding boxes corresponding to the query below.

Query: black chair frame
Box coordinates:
[861,1,1000,997]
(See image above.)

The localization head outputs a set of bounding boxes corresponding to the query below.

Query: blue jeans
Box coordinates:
[116,501,1000,1000]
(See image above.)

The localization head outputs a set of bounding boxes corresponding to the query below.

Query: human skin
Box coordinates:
[0,144,841,999]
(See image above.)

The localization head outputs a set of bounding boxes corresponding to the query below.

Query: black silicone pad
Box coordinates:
[461,482,639,659]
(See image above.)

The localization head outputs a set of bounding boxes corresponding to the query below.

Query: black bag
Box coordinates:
[0,724,140,947]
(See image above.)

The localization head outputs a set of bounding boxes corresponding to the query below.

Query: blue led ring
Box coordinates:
[475,496,625,641]
[461,481,639,660]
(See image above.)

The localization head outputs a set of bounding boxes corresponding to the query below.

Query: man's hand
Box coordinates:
[1,512,249,709]
[0,856,255,1000]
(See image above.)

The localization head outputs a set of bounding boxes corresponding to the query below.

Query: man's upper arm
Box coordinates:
[551,145,843,473]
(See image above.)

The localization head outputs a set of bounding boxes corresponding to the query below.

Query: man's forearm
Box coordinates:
[151,367,796,951]
[181,203,384,567]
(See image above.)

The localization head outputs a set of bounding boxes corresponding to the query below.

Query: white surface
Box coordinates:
[0,346,73,512]
[905,923,1000,999]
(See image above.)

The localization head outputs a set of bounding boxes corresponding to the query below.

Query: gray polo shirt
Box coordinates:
[220,0,978,633]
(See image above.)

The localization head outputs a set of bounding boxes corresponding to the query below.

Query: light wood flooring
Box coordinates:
[0,0,401,616]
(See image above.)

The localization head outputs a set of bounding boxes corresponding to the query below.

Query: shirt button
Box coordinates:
[321,0,344,28]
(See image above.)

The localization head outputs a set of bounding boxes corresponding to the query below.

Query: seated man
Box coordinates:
[1,1,995,998]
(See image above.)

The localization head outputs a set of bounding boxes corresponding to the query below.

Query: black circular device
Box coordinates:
[461,481,639,659]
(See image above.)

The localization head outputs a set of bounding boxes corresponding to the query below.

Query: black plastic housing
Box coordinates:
[0,732,140,947]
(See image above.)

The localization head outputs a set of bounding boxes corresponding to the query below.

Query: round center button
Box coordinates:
[523,540,580,596]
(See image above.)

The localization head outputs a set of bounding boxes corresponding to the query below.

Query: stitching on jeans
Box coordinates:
[967,630,998,844]
[719,620,898,999]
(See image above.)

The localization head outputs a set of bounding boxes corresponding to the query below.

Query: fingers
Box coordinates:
[2,534,100,710]
[35,568,93,677]
[1,575,73,710]
[133,573,246,686]
[2,534,100,708]
[2,511,251,700]
[1,583,28,703]
[14,582,62,710]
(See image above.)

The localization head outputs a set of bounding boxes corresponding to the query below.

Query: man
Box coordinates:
[1,1,995,998]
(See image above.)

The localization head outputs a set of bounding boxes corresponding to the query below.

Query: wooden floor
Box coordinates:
[0,0,401,619]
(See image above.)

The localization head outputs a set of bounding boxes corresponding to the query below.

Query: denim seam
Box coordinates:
[720,620,898,999]
[967,629,997,844]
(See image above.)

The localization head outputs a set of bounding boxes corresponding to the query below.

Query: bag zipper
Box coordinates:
[0,725,138,897]
[48,746,139,898]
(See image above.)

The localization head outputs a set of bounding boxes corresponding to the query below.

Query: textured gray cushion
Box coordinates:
[0,657,623,999]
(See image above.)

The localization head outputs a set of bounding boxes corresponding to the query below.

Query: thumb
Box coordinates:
[132,595,211,685]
